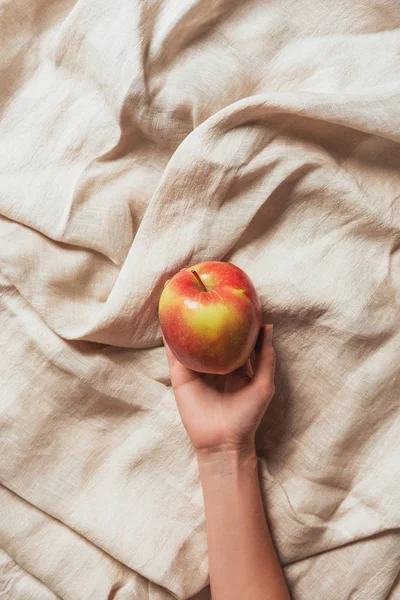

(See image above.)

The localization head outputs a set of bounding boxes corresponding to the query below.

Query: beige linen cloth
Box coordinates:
[1,0,400,598]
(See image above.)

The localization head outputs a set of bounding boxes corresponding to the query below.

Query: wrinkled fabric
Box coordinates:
[1,0,400,598]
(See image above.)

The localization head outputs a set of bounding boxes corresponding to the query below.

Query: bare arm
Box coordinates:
[198,448,289,600]
[164,325,290,600]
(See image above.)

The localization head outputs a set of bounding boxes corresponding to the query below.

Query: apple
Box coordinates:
[159,261,262,374]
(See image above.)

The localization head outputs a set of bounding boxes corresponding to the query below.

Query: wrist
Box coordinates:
[196,442,257,477]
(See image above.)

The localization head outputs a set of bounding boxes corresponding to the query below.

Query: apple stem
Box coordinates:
[191,270,207,292]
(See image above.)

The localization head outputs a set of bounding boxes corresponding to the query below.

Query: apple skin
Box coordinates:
[159,261,262,375]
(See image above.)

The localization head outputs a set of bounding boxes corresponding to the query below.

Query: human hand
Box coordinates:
[164,325,276,456]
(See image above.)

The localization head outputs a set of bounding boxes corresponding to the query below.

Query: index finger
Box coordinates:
[163,336,200,389]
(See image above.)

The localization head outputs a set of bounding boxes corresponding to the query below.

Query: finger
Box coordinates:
[163,336,200,389]
[251,325,276,397]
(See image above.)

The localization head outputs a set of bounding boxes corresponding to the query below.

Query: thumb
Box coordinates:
[251,325,276,399]
[226,359,253,392]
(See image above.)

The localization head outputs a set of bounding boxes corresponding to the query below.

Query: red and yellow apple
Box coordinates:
[159,261,262,374]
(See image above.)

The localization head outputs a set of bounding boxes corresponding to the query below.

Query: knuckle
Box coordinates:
[256,378,275,398]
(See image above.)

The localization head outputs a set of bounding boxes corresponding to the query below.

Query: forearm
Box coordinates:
[198,447,290,600]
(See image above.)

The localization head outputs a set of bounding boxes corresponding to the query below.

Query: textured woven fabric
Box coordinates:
[0,1,399,598]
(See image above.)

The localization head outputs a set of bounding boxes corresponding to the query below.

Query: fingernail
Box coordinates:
[265,324,273,343]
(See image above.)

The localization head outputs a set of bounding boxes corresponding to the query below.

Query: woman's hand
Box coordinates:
[164,324,276,456]
[165,325,289,600]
